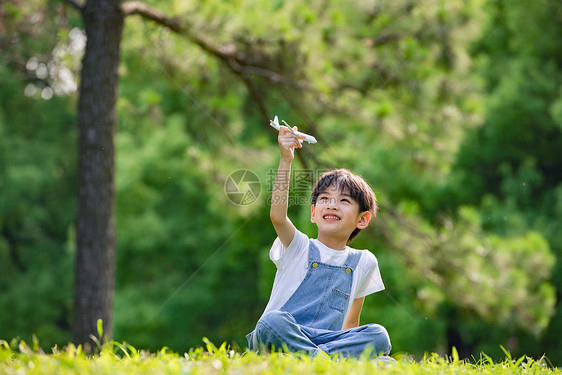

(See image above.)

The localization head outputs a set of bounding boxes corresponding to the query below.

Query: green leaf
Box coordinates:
[97,319,103,339]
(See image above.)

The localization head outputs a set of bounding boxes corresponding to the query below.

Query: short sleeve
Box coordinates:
[355,251,385,297]
[269,229,309,269]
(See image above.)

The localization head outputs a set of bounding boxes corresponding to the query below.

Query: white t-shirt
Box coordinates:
[262,229,385,320]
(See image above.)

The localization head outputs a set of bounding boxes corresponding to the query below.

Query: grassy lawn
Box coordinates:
[1,338,559,374]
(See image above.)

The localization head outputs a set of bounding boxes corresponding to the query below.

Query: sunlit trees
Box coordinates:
[450,0,562,359]
[0,0,560,362]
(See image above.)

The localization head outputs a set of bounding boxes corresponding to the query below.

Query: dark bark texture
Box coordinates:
[73,0,124,349]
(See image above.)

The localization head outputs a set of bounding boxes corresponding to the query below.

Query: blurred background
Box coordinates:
[1,0,561,364]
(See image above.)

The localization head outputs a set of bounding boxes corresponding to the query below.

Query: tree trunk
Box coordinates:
[72,0,124,349]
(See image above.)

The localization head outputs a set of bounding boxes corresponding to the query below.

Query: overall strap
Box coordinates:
[343,250,362,270]
[308,240,321,263]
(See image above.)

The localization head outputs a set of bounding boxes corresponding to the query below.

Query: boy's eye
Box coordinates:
[318,196,328,202]
[341,198,350,203]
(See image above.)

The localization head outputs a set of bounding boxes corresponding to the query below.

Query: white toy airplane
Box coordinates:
[269,116,317,144]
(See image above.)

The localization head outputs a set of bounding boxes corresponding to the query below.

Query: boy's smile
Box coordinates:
[322,213,341,221]
[311,186,371,249]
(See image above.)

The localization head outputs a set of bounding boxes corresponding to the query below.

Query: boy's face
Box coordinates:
[310,185,371,243]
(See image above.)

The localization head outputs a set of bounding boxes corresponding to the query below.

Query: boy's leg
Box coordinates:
[251,310,323,356]
[312,324,391,358]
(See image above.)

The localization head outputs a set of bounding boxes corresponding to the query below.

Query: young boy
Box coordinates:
[246,124,392,359]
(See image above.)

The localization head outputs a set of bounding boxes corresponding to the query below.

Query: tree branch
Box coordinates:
[120,2,239,63]
[372,32,402,46]
[122,0,314,170]
[238,74,269,122]
[227,62,310,90]
[122,1,183,32]
[121,1,308,90]
[121,2,240,62]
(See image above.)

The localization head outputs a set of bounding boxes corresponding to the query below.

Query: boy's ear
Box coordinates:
[310,205,316,223]
[356,211,371,229]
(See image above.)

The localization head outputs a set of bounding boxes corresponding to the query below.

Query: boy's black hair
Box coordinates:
[311,169,377,244]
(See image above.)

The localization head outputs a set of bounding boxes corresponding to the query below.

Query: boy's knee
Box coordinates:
[257,310,294,332]
[254,310,295,351]
[366,324,391,355]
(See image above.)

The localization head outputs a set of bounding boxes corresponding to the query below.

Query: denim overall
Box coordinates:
[247,241,391,358]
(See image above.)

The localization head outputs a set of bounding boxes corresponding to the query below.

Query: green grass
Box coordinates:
[0,338,559,374]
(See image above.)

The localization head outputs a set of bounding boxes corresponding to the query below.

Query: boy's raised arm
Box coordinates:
[270,126,305,248]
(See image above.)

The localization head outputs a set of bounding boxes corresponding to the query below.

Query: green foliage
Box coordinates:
[447,0,562,361]
[0,45,77,348]
[112,119,267,350]
[1,0,562,365]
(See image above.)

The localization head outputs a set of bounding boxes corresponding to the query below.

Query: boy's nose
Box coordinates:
[326,199,339,209]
